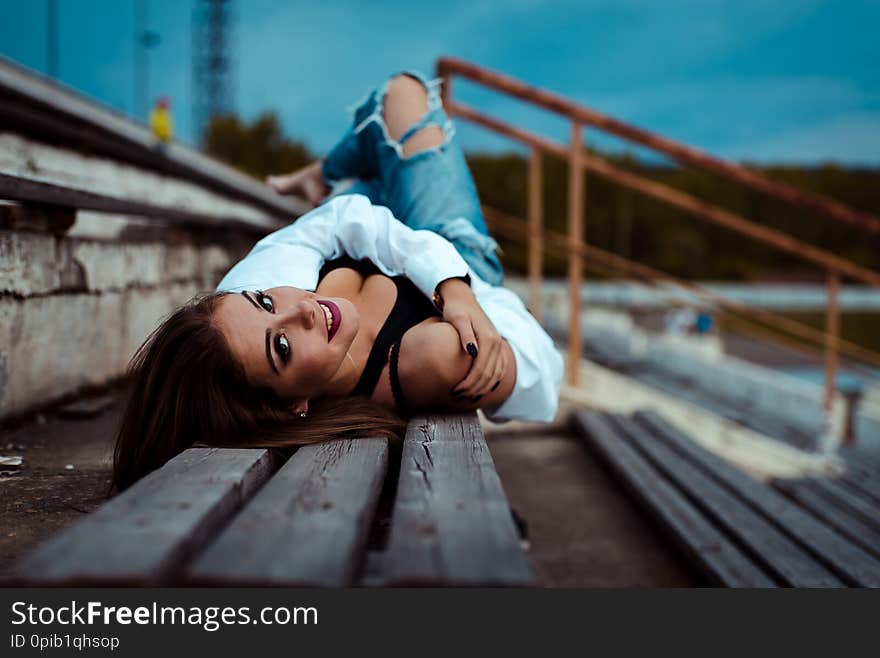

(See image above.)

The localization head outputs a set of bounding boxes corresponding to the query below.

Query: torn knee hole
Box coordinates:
[383,78,431,140]
[401,125,445,158]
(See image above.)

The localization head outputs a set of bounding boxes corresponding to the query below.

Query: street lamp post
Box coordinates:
[46,0,59,78]
[134,0,161,121]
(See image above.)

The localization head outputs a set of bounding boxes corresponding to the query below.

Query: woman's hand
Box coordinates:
[438,278,510,401]
[266,160,329,207]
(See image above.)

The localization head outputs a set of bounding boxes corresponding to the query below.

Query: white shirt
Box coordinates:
[217,194,563,423]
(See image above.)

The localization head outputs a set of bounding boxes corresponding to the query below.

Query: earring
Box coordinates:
[298,411,307,418]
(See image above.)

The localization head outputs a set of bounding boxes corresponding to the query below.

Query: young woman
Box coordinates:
[112,71,563,491]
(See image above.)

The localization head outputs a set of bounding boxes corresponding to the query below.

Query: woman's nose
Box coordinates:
[278,300,316,329]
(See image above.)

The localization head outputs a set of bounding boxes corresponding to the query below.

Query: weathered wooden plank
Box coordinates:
[840,447,880,476]
[380,413,535,586]
[358,552,386,588]
[837,449,880,505]
[15,448,276,585]
[572,410,776,587]
[772,478,880,560]
[189,438,388,586]
[634,410,880,587]
[609,415,842,587]
[806,477,880,531]
[838,474,880,507]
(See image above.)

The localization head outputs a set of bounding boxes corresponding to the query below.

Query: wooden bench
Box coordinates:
[14,413,534,587]
[572,408,880,587]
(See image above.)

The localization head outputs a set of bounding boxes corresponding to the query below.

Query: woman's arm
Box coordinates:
[468,281,564,424]
[398,320,517,412]
[216,194,469,298]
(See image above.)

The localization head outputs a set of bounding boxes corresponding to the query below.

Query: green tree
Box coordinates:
[202,112,314,181]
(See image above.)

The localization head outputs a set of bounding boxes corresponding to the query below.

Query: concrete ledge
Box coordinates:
[0,212,242,420]
[0,56,307,220]
[0,282,203,419]
[0,133,284,231]
[0,228,237,296]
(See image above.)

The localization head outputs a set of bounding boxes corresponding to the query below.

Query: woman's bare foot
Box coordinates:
[266,160,329,207]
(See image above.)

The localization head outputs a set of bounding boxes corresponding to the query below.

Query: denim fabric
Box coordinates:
[320,70,504,286]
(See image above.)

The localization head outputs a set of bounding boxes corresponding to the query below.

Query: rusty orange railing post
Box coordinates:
[823,270,841,433]
[566,122,584,386]
[528,148,543,322]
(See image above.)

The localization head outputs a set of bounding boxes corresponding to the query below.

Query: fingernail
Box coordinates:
[491,380,501,392]
[466,343,478,358]
[470,394,483,403]
[451,391,466,399]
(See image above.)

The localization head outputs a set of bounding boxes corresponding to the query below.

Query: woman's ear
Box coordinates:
[290,399,309,417]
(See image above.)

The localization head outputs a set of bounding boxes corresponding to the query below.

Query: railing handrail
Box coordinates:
[437,56,880,235]
[0,55,308,221]
[483,204,880,375]
[449,100,880,287]
[439,57,876,432]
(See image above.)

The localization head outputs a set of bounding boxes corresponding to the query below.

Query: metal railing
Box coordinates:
[436,57,880,431]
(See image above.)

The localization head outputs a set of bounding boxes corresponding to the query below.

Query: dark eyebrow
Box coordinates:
[240,292,277,375]
[240,291,260,310]
[265,329,278,375]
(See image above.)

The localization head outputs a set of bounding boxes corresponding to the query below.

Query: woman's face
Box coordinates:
[213,286,359,402]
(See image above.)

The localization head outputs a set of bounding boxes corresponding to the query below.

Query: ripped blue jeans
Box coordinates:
[320,70,504,286]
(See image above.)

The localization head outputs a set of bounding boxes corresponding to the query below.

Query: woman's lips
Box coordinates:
[320,299,342,342]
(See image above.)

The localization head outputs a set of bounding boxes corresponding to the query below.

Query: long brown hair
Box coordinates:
[111,293,406,492]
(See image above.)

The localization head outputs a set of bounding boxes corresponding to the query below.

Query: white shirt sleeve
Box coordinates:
[470,274,564,424]
[216,194,470,297]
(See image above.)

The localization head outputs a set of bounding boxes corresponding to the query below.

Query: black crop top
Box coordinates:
[317,255,441,416]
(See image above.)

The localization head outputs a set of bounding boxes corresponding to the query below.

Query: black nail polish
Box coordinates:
[466,343,478,358]
[491,380,501,392]
[470,394,483,403]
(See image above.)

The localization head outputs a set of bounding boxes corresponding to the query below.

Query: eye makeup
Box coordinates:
[240,291,288,375]
[257,291,275,313]
[264,329,278,375]
[274,334,291,363]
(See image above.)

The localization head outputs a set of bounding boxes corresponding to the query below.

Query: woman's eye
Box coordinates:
[258,292,275,313]
[274,334,290,363]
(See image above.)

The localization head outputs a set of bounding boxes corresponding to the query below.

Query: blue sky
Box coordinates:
[1,0,878,164]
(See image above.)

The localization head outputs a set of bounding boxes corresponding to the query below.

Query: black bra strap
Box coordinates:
[351,295,405,398]
[388,340,410,417]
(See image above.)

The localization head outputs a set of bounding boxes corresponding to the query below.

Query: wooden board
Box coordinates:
[609,415,842,587]
[15,448,276,585]
[188,438,388,586]
[840,448,880,476]
[379,413,535,586]
[838,474,880,508]
[837,450,880,505]
[807,477,880,531]
[772,478,880,561]
[572,410,776,587]
[634,410,880,587]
